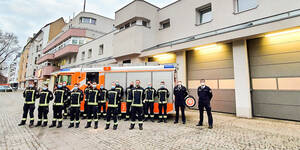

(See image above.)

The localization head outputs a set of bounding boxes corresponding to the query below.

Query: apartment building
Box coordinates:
[70,0,300,121]
[8,56,20,88]
[37,12,114,84]
[18,38,31,88]
[23,18,66,88]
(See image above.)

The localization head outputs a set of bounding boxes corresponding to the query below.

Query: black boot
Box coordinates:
[35,121,42,127]
[57,121,62,128]
[158,119,163,123]
[68,123,74,128]
[208,125,213,129]
[139,124,143,130]
[144,118,148,122]
[174,120,178,124]
[42,122,48,127]
[75,122,80,128]
[85,122,91,128]
[150,118,154,122]
[29,121,34,128]
[105,124,109,130]
[164,119,168,123]
[49,121,56,128]
[113,124,118,130]
[129,124,135,130]
[18,120,26,126]
[94,122,98,129]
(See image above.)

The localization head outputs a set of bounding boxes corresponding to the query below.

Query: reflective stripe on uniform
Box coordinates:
[22,118,26,121]
[39,92,49,106]
[58,119,63,121]
[43,119,48,122]
[114,122,118,125]
[150,115,154,118]
[163,115,167,118]
[106,122,110,125]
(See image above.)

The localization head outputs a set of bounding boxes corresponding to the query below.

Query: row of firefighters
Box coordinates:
[19,80,174,130]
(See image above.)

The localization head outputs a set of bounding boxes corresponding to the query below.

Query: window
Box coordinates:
[131,21,136,26]
[34,57,37,64]
[86,72,99,84]
[88,49,92,58]
[36,46,39,52]
[160,19,170,30]
[72,39,78,45]
[81,51,85,60]
[196,4,212,25]
[58,75,72,85]
[236,0,258,13]
[123,59,131,64]
[99,45,104,55]
[79,40,84,45]
[148,57,154,62]
[125,23,130,29]
[80,17,96,24]
[33,69,36,76]
[142,21,148,27]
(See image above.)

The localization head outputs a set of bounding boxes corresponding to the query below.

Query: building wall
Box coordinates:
[48,18,66,43]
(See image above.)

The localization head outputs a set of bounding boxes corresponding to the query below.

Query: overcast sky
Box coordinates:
[0,0,177,48]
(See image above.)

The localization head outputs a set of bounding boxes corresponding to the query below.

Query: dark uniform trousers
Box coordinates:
[175,105,185,122]
[159,104,167,119]
[53,105,63,122]
[126,102,132,119]
[38,106,49,123]
[131,106,143,125]
[106,107,118,125]
[22,104,35,123]
[144,102,154,118]
[199,102,213,126]
[70,107,80,124]
[98,102,107,118]
[87,105,98,123]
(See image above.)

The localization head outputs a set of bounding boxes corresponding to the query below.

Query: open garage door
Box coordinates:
[187,43,236,113]
[248,35,300,121]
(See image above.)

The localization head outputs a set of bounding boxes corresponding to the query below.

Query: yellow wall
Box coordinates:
[48,18,66,42]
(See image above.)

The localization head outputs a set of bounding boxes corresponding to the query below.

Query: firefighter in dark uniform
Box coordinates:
[98,84,108,120]
[105,82,120,130]
[144,82,156,122]
[49,82,68,128]
[83,81,92,119]
[85,82,100,129]
[125,81,134,121]
[173,81,188,124]
[18,81,40,127]
[157,81,170,123]
[62,81,71,119]
[129,80,145,130]
[35,84,53,127]
[197,79,213,129]
[115,80,124,120]
[68,83,84,128]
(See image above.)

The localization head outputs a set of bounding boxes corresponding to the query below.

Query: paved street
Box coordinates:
[0,92,299,150]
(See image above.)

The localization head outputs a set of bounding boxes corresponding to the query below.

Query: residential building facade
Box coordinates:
[8,55,20,88]
[18,38,31,89]
[37,12,114,84]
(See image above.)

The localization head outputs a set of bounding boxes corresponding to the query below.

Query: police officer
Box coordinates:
[98,84,108,120]
[173,81,188,124]
[129,80,145,130]
[83,81,92,119]
[115,80,124,120]
[85,82,100,129]
[18,81,40,127]
[105,82,120,130]
[125,81,134,121]
[49,82,68,128]
[62,81,71,119]
[197,79,213,129]
[144,82,156,122]
[68,83,84,128]
[36,84,53,127]
[157,81,170,123]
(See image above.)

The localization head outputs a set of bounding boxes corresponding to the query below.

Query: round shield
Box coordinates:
[185,95,196,108]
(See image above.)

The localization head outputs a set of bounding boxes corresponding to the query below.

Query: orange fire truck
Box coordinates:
[49,65,176,114]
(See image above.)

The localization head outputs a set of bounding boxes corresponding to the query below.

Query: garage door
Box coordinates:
[187,43,236,113]
[248,35,300,121]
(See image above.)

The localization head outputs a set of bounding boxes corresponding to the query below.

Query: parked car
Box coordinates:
[0,85,13,92]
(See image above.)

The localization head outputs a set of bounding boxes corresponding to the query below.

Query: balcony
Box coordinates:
[54,45,79,59]
[36,66,59,78]
[37,54,54,64]
[43,28,86,54]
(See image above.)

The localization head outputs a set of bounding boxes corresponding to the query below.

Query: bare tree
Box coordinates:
[0,29,20,66]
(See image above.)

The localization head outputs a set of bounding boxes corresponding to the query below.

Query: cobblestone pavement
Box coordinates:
[0,92,299,150]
